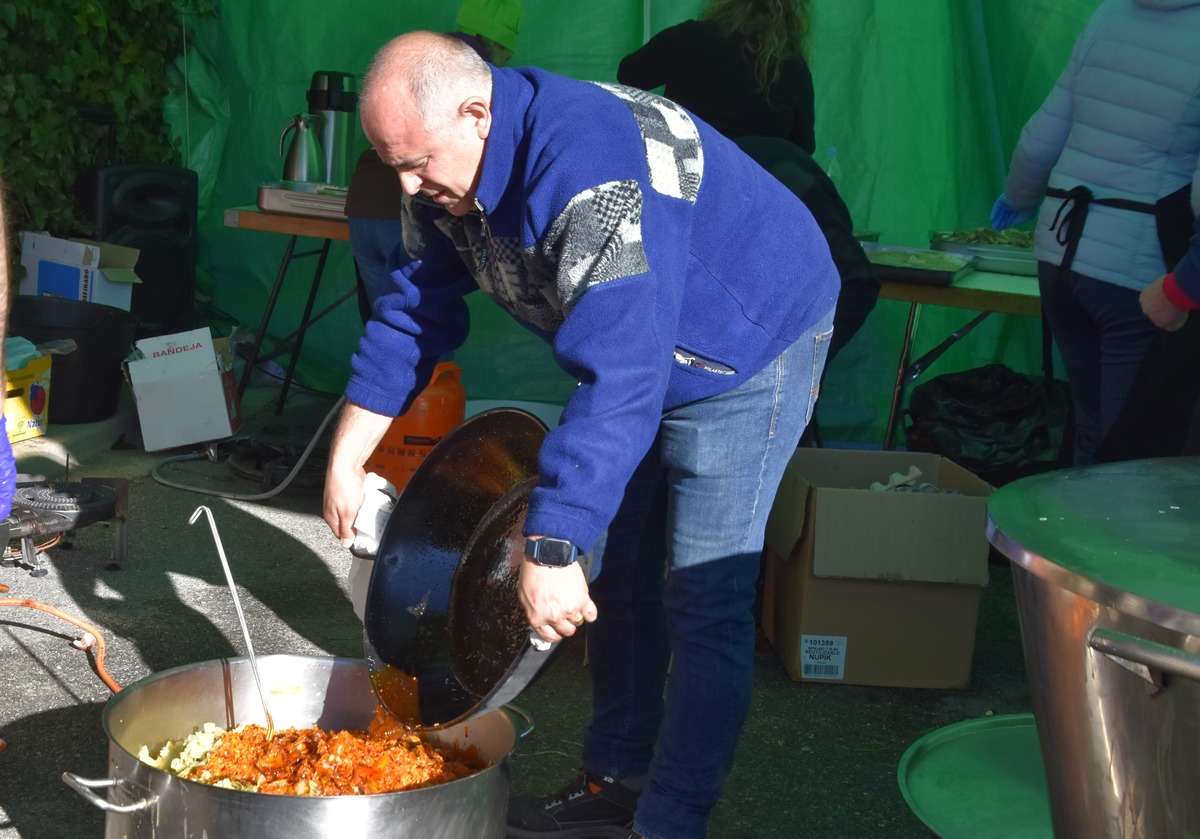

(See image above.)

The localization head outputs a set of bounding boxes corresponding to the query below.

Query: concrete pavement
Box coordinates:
[0,381,1034,838]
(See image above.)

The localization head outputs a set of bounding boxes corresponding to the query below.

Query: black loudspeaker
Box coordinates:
[75,164,199,338]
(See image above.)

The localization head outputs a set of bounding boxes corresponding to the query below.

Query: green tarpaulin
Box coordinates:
[165,0,1102,443]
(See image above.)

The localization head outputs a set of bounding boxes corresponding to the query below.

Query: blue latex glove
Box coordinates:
[991,193,1036,230]
[0,417,14,520]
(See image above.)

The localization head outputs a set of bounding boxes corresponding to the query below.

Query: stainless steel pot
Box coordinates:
[63,654,519,838]
[987,457,1200,838]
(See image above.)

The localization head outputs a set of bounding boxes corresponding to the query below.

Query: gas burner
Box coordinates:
[13,481,117,519]
[2,477,128,577]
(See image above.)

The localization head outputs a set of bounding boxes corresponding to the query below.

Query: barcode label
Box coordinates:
[802,663,842,677]
[799,634,847,681]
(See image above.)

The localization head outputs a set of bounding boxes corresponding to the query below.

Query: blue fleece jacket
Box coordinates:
[345,67,838,553]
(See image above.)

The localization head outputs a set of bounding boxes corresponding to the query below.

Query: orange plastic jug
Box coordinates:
[365,361,466,490]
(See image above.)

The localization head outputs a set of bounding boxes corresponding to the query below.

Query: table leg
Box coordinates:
[884,308,994,451]
[238,234,298,401]
[275,238,332,413]
[884,302,922,450]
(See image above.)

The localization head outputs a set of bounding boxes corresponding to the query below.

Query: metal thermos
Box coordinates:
[279,114,325,183]
[306,70,358,187]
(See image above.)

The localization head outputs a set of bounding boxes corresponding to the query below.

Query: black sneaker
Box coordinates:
[506,770,641,838]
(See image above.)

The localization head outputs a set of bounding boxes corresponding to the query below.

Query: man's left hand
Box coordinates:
[519,560,597,643]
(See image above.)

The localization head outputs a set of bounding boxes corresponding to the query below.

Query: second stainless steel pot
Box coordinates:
[988,458,1200,838]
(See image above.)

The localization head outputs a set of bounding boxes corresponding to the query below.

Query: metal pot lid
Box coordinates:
[986,457,1200,634]
[363,407,558,730]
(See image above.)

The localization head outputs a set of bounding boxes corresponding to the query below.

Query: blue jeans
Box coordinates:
[347,215,405,309]
[1038,262,1159,465]
[583,306,834,839]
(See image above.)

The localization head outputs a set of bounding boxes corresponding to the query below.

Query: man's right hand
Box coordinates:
[323,401,394,547]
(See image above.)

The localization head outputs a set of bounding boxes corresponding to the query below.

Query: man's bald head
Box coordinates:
[361,31,493,135]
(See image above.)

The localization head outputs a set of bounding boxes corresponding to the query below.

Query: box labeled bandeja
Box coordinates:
[18,231,143,311]
[4,354,52,443]
[124,327,242,452]
[762,448,992,689]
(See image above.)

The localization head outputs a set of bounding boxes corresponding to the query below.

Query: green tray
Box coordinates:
[898,714,1052,839]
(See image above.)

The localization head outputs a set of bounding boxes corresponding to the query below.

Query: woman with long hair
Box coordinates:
[619,2,880,376]
[618,0,816,153]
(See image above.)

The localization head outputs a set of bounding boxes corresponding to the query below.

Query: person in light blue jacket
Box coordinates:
[992,0,1200,465]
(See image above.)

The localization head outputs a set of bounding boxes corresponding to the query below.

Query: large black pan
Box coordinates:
[364,407,572,730]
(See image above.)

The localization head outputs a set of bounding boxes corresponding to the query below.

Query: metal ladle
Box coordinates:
[189,505,276,738]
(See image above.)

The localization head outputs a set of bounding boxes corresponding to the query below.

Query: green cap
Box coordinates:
[455,0,523,53]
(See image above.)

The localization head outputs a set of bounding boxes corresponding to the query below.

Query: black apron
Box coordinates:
[1044,184,1200,461]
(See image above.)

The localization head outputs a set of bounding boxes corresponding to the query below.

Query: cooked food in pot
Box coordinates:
[138,709,488,795]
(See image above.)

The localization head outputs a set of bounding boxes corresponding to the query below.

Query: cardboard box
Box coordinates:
[4,354,52,443]
[125,327,243,452]
[18,231,142,311]
[762,448,992,689]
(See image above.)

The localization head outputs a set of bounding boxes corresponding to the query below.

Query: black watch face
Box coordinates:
[536,538,576,566]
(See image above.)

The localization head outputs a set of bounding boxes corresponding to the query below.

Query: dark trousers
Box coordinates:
[1038,263,1160,465]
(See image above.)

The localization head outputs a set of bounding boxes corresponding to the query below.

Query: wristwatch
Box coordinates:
[524,536,579,567]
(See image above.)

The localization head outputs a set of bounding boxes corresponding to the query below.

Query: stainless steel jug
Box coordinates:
[279,114,325,183]
[307,71,358,187]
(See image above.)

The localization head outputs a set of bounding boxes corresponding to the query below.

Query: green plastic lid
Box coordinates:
[898,714,1052,839]
[987,458,1200,635]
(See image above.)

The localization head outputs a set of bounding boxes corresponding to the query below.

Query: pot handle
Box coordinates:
[1088,627,1200,686]
[501,703,537,740]
[61,772,156,814]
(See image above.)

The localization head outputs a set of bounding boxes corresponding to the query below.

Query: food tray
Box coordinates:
[257,180,348,219]
[861,242,978,286]
[898,714,1052,839]
[930,232,1037,276]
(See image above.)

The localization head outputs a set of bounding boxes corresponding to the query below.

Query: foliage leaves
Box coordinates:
[0,1,215,245]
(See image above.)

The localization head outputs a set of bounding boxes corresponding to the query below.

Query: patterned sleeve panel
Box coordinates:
[534,83,703,315]
[513,83,702,328]
[539,179,649,314]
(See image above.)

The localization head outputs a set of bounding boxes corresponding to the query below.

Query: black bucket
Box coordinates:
[9,296,139,425]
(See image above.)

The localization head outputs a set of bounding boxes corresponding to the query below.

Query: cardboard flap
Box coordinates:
[100,267,142,285]
[811,488,990,585]
[769,447,992,588]
[129,328,218,383]
[71,238,141,270]
[20,231,96,265]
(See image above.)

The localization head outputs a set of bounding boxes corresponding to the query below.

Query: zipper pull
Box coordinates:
[476,203,490,272]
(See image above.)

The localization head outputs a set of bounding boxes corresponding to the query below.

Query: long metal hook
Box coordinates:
[189,505,276,738]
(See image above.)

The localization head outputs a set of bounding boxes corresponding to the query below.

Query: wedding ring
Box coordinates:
[570,613,585,626]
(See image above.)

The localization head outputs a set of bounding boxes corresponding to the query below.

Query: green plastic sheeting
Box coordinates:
[164,0,1102,444]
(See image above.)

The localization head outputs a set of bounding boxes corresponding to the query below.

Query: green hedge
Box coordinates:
[0,0,213,251]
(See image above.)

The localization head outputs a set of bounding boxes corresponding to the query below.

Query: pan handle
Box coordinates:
[61,772,156,814]
[1088,627,1200,686]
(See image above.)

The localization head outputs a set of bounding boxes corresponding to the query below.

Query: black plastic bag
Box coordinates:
[905,364,1071,482]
